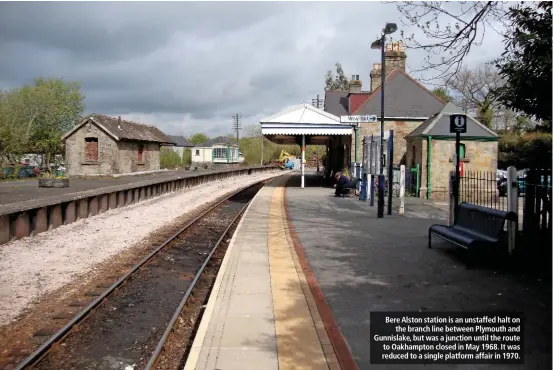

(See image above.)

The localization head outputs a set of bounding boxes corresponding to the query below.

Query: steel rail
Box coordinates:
[15,180,268,370]
[144,198,249,369]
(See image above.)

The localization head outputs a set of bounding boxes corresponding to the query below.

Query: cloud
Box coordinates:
[0,1,506,137]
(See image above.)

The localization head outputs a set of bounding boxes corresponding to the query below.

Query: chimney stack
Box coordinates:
[370,41,407,92]
[385,41,406,72]
[370,63,382,91]
[348,74,362,94]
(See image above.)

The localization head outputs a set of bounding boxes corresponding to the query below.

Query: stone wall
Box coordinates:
[118,141,160,173]
[429,140,498,201]
[65,121,119,176]
[65,121,161,176]
[353,120,424,167]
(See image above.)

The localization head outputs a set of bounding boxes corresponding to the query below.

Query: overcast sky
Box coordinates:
[0,1,507,137]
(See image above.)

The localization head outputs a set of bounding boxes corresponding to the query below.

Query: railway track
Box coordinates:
[13,180,269,370]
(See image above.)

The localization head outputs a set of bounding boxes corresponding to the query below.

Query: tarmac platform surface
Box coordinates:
[186,172,551,370]
[0,168,218,206]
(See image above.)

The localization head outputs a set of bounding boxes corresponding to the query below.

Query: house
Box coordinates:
[164,135,194,158]
[324,41,445,167]
[62,114,174,176]
[192,136,241,164]
[405,102,499,201]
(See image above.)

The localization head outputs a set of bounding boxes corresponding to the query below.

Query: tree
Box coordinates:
[0,77,84,167]
[324,62,350,91]
[32,77,85,168]
[431,87,452,102]
[189,133,209,145]
[447,65,504,128]
[395,1,509,83]
[494,1,552,129]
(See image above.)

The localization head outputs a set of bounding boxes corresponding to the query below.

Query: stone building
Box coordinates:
[405,102,499,201]
[324,41,499,200]
[325,42,446,168]
[62,114,174,176]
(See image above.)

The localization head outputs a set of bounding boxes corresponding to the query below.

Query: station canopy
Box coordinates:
[260,103,353,145]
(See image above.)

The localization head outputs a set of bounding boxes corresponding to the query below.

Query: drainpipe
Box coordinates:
[426,136,432,199]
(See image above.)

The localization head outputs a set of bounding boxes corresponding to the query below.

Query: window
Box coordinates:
[138,144,144,162]
[213,147,227,160]
[411,145,416,167]
[85,137,98,161]
[195,149,200,156]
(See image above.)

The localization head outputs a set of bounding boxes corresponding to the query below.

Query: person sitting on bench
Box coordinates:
[334,172,357,197]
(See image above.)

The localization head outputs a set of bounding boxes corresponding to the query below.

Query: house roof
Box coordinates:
[323,90,349,116]
[194,136,238,148]
[405,102,499,139]
[352,70,445,118]
[62,114,174,144]
[166,135,193,147]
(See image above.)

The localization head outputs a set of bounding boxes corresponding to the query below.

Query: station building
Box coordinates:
[262,42,499,200]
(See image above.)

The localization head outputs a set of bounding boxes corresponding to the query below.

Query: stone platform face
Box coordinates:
[0,166,277,245]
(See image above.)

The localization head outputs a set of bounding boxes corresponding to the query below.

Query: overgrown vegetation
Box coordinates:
[160,147,192,168]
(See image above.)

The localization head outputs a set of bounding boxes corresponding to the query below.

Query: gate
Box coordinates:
[406,164,420,197]
[521,169,552,255]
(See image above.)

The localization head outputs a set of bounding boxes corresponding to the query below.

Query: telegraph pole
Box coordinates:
[311,94,324,173]
[232,114,242,143]
[312,94,324,109]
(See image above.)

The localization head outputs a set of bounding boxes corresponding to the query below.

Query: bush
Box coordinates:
[160,147,183,168]
[499,132,552,169]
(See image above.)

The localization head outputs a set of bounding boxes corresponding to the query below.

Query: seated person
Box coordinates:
[334,172,358,197]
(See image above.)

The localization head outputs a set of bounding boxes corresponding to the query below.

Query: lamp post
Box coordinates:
[371,22,397,218]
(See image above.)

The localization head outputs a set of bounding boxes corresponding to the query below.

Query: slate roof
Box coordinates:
[405,102,499,139]
[352,70,445,118]
[62,114,174,144]
[166,135,193,147]
[194,136,238,148]
[323,90,349,116]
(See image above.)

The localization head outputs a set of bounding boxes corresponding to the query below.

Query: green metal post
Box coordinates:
[416,163,420,197]
[426,136,432,199]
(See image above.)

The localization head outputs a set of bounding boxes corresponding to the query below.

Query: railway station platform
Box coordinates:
[186,172,551,370]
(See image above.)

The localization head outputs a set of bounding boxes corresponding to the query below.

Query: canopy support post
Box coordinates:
[301,134,305,188]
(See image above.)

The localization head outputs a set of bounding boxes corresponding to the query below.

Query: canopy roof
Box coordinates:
[406,102,499,140]
[260,103,353,145]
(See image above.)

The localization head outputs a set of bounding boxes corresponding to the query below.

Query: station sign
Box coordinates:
[341,115,378,124]
[449,114,467,133]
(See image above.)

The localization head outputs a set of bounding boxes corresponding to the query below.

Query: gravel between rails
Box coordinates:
[0,171,281,326]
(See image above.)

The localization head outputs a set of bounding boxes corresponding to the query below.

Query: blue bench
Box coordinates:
[429,202,517,266]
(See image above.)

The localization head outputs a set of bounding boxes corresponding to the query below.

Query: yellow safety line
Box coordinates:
[268,181,329,370]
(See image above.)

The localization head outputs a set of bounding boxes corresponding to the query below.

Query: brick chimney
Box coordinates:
[348,74,362,94]
[370,63,382,91]
[370,41,407,92]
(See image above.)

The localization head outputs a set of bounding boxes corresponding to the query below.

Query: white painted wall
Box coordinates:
[192,147,213,163]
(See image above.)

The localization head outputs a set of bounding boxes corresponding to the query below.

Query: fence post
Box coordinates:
[448,171,455,226]
[399,165,405,215]
[507,166,518,256]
